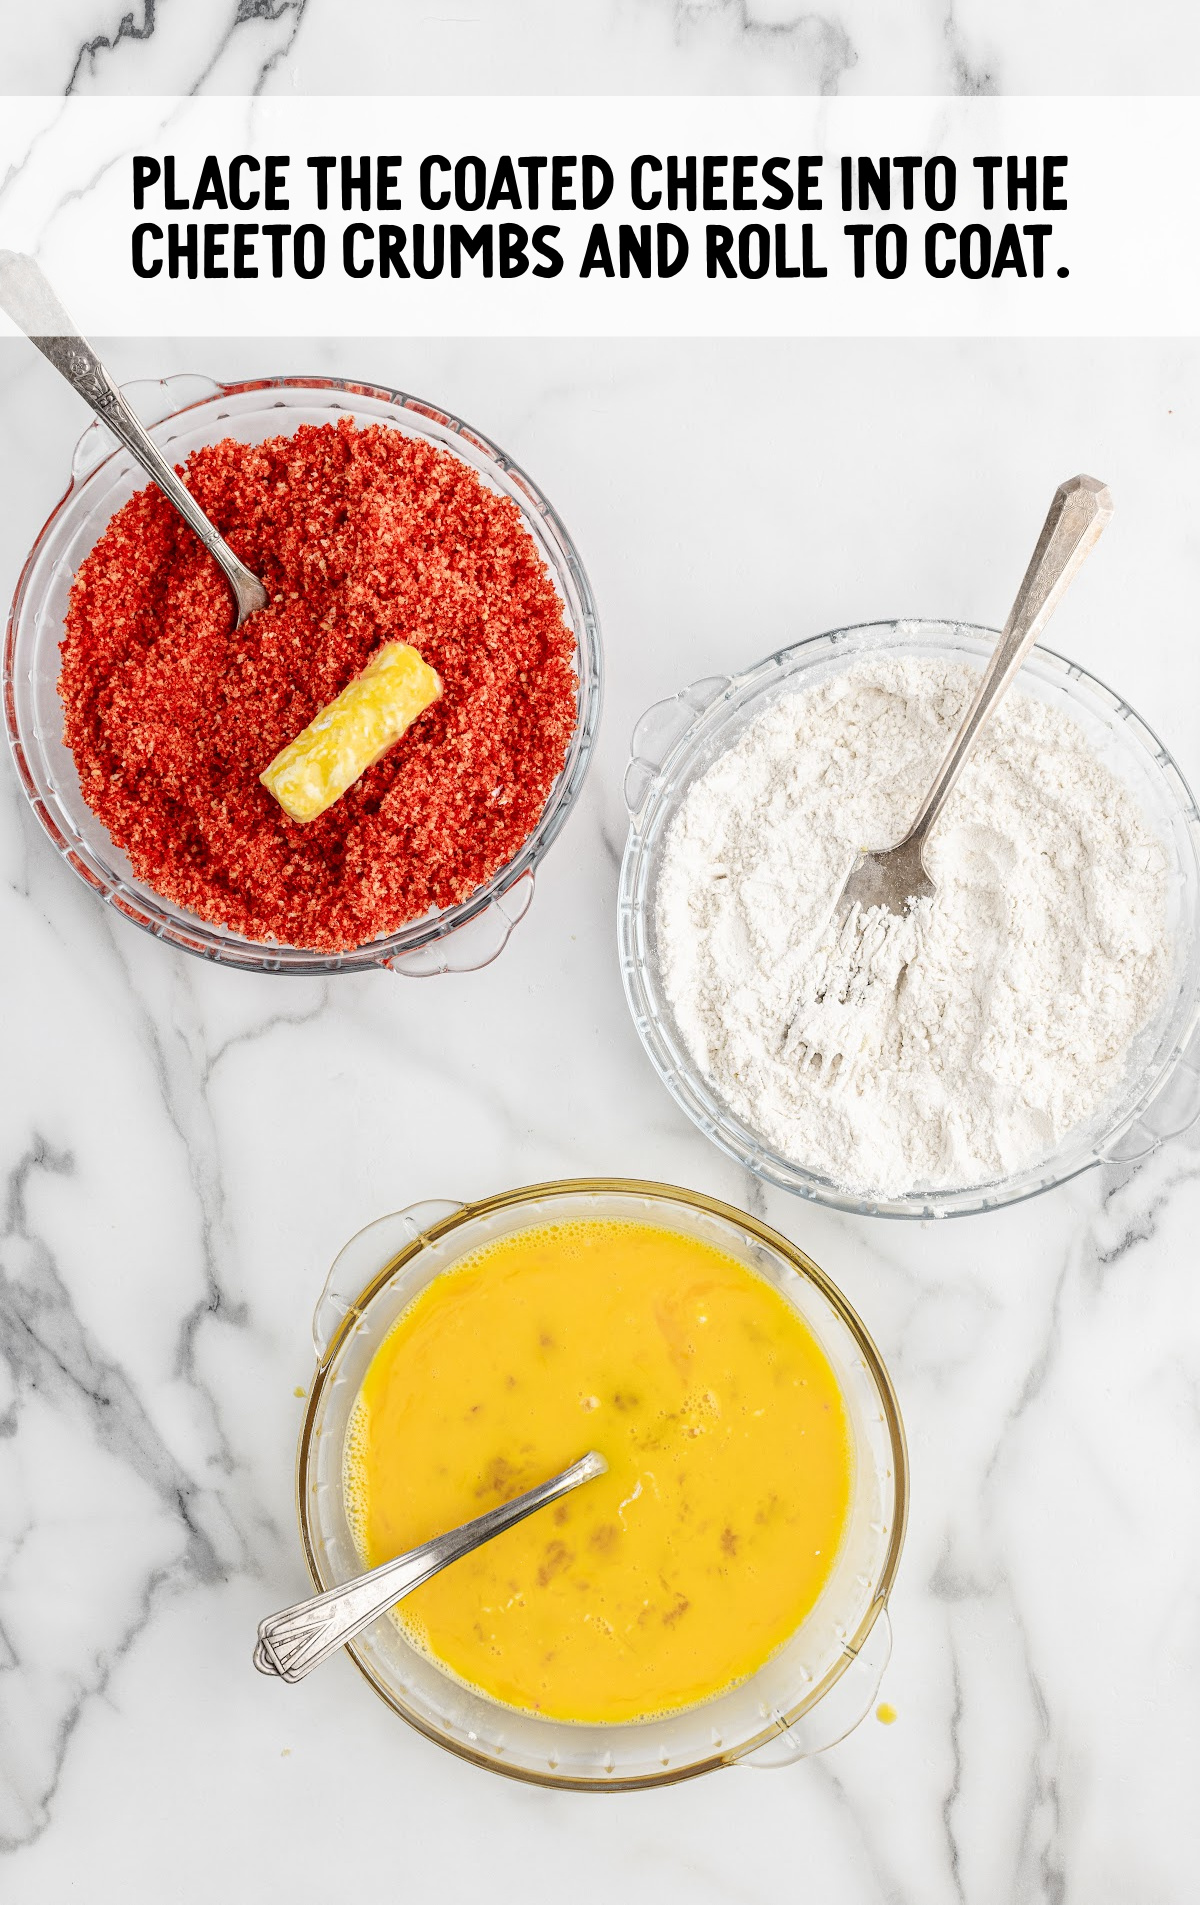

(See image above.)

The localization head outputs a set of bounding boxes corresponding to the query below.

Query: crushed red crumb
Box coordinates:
[58,419,579,952]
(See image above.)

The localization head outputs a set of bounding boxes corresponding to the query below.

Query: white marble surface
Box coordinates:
[2,333,1199,1901]
[3,0,1200,97]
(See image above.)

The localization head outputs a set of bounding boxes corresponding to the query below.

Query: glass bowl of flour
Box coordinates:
[618,621,1200,1219]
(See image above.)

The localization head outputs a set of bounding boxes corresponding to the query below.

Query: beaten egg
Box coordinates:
[345,1219,853,1724]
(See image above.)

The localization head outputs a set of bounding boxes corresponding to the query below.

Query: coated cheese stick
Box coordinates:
[260,640,442,824]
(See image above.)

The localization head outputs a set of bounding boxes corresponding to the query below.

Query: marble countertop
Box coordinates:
[2,330,1199,1901]
[0,0,1194,99]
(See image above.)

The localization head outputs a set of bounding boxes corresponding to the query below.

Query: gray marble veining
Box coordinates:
[6,0,1199,98]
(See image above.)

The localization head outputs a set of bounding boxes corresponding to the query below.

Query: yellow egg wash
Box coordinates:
[345,1220,853,1724]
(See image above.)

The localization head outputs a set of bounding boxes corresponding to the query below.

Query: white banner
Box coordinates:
[0,95,1192,337]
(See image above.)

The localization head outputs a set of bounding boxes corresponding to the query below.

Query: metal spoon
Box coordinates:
[253,1449,607,1684]
[832,473,1114,923]
[0,251,268,627]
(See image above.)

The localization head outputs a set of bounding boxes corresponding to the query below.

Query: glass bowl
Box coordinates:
[619,621,1200,1220]
[3,374,602,976]
[298,1179,907,1790]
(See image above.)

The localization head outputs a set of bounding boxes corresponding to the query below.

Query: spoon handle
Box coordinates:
[0,251,268,626]
[903,473,1114,848]
[253,1451,607,1684]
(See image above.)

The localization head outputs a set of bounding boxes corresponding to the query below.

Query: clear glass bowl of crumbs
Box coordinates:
[618,620,1200,1220]
[4,374,602,976]
[298,1180,907,1790]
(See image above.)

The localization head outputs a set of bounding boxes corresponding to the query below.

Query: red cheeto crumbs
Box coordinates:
[58,420,578,951]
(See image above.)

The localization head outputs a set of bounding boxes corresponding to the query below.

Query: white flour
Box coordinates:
[655,655,1173,1199]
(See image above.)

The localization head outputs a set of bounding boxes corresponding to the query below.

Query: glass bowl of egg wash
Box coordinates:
[297,1180,907,1790]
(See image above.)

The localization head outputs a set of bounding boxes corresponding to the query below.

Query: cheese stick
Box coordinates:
[260,640,442,824]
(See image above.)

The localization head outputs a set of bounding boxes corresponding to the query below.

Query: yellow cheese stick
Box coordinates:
[260,640,442,824]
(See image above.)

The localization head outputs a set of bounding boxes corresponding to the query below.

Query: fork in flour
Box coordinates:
[783,897,927,1083]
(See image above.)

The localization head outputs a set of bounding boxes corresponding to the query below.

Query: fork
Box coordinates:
[253,1450,607,1684]
[831,474,1114,924]
[0,251,268,627]
[789,475,1114,1079]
